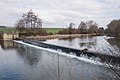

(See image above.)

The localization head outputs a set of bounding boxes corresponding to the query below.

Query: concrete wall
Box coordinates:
[0,31,19,40]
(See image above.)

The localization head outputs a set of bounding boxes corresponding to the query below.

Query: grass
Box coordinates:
[0,28,64,33]
[0,28,16,31]
[43,28,63,33]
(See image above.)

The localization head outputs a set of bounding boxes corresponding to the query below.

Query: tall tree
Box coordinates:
[78,20,99,34]
[78,21,87,29]
[88,24,98,33]
[15,9,42,32]
[68,23,75,34]
[78,21,87,34]
[86,20,94,29]
[88,21,98,33]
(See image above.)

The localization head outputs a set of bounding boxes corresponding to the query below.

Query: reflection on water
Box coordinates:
[79,42,95,48]
[107,37,120,51]
[45,35,97,50]
[0,40,18,50]
[16,45,42,67]
[79,36,97,49]
[45,35,120,56]
[0,39,120,80]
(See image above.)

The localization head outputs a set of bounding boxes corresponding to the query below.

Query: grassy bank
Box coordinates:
[0,28,63,33]
[43,28,63,33]
[0,28,16,31]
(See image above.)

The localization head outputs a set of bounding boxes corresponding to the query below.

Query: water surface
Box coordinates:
[0,37,120,80]
[45,36,120,56]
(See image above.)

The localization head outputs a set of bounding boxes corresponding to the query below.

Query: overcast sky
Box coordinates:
[0,0,120,28]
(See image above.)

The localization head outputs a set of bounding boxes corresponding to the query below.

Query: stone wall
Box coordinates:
[0,31,19,40]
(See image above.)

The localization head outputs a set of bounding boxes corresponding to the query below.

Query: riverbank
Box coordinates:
[25,34,96,41]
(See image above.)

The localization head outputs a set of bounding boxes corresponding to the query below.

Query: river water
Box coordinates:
[0,36,120,80]
[45,36,120,56]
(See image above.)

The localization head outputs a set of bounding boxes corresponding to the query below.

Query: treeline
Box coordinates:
[58,19,120,36]
[58,21,104,35]
[105,19,120,36]
[0,26,6,28]
[16,10,120,36]
[16,10,105,36]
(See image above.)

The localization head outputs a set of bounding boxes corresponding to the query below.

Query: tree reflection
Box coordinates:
[107,37,120,49]
[79,36,97,49]
[79,42,96,49]
[68,38,73,47]
[104,37,120,79]
[16,44,42,67]
[40,52,76,80]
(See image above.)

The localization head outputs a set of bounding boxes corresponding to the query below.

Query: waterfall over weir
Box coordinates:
[17,40,120,69]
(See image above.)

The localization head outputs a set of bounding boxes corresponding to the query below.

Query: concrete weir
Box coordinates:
[22,39,120,67]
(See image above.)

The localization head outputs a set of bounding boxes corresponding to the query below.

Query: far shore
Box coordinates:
[25,34,97,41]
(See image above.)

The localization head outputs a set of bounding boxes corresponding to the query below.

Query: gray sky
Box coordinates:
[0,0,120,28]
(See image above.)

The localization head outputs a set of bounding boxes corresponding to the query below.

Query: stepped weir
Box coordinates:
[22,39,120,68]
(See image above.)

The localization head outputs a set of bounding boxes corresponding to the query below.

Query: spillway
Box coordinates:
[22,39,120,69]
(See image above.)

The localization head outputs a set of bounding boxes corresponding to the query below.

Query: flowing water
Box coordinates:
[0,36,120,80]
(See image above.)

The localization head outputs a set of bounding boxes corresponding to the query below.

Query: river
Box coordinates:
[0,36,120,80]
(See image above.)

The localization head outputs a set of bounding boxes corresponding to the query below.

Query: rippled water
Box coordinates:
[0,36,120,80]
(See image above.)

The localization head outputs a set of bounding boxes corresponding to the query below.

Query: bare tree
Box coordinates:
[78,21,88,34]
[88,23,98,34]
[68,23,75,34]
[78,21,87,30]
[78,20,99,34]
[15,9,42,32]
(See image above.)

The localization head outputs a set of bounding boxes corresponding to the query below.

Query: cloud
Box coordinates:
[0,0,119,28]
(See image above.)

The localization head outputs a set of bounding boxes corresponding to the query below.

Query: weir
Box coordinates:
[22,39,120,68]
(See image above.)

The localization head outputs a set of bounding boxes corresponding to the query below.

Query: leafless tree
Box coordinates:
[78,21,87,30]
[78,20,99,34]
[78,21,88,34]
[68,23,75,34]
[15,9,42,32]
